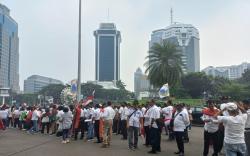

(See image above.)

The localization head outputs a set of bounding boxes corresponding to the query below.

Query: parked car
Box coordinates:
[191,106,204,125]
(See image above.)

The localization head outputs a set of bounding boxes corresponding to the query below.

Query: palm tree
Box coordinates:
[144,40,183,88]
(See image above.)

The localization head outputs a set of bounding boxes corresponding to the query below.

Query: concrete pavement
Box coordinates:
[0,127,206,156]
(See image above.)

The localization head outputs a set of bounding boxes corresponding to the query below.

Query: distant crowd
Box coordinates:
[0,97,249,156]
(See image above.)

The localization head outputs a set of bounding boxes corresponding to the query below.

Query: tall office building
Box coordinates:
[24,75,63,94]
[149,23,200,73]
[94,23,121,81]
[134,68,150,99]
[0,4,19,92]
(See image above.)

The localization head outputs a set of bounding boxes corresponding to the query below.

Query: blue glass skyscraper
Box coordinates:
[0,4,19,92]
[94,23,121,81]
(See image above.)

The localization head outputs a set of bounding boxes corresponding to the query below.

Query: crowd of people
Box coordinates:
[0,97,249,156]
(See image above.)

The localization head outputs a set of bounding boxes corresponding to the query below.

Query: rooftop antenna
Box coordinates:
[170,7,173,25]
[107,8,110,22]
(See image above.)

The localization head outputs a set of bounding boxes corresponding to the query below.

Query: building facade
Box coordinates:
[94,23,121,81]
[149,23,200,73]
[202,62,250,80]
[24,75,63,94]
[134,68,151,99]
[0,4,19,92]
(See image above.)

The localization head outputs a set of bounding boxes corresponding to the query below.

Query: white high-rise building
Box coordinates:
[202,62,250,80]
[24,75,63,94]
[149,23,200,73]
[134,68,150,99]
[0,4,19,92]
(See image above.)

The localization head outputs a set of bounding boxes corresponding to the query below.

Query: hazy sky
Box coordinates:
[1,0,250,91]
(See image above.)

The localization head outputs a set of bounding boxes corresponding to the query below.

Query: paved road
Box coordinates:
[0,127,206,156]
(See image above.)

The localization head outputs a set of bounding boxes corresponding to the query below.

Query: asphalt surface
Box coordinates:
[0,127,208,156]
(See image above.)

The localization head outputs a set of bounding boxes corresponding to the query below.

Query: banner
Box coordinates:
[71,79,77,94]
[159,83,170,98]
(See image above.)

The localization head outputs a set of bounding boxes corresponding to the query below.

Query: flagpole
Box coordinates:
[77,0,82,102]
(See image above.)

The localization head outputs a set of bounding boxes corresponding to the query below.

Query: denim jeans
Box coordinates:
[87,122,94,139]
[29,120,38,133]
[128,126,139,148]
[224,143,246,156]
[62,129,69,140]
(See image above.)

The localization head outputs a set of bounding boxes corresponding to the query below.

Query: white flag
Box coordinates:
[159,83,170,98]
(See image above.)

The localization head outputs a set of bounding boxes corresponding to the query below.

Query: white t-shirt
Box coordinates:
[80,109,85,118]
[118,107,123,115]
[141,107,146,115]
[149,105,161,128]
[162,106,173,120]
[121,107,129,120]
[143,107,151,126]
[202,114,219,133]
[41,112,50,123]
[218,114,247,144]
[31,110,40,121]
[128,109,143,128]
[0,110,8,119]
[102,106,115,121]
[93,108,101,120]
[173,110,190,132]
[245,109,250,129]
[13,109,20,118]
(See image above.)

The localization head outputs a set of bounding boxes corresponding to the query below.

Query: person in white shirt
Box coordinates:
[121,103,129,140]
[118,105,124,134]
[127,100,143,150]
[201,100,220,156]
[8,106,14,128]
[55,106,64,136]
[148,99,161,154]
[173,104,190,156]
[0,107,8,128]
[93,104,101,143]
[141,106,146,116]
[29,106,40,133]
[162,100,173,136]
[217,96,230,154]
[242,99,250,156]
[13,107,20,128]
[87,107,95,140]
[143,102,151,146]
[101,101,115,148]
[214,102,247,156]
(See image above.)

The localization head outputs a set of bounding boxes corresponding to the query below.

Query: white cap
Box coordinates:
[226,102,237,111]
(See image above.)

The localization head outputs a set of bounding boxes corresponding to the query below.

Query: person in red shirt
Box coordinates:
[73,103,82,140]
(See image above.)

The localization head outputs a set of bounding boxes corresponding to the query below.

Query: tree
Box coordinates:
[13,94,38,105]
[145,40,183,88]
[219,83,249,100]
[116,80,126,90]
[80,82,131,101]
[240,69,250,83]
[39,84,65,104]
[182,72,212,98]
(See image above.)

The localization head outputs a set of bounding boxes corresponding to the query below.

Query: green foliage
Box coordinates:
[39,84,65,104]
[182,72,212,98]
[81,82,132,101]
[170,86,191,99]
[13,94,38,105]
[238,69,250,84]
[116,80,126,90]
[145,40,183,88]
[219,83,249,100]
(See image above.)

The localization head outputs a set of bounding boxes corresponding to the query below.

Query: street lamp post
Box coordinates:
[77,0,82,102]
